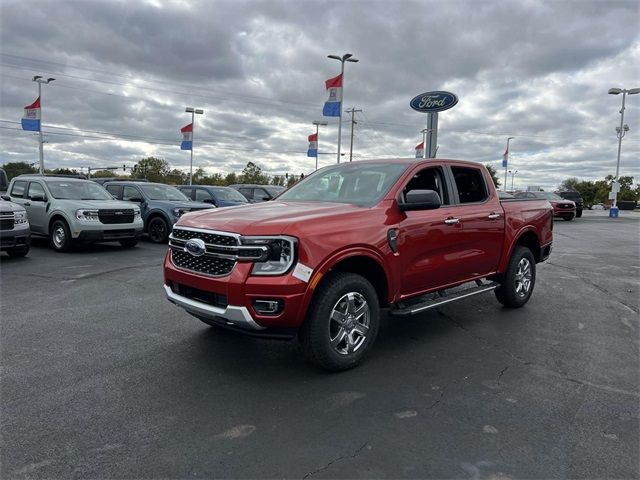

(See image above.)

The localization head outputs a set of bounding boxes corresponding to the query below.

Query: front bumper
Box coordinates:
[163,250,309,332]
[0,226,31,251]
[76,227,143,242]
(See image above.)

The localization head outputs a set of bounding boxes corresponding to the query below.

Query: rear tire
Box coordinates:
[299,272,380,371]
[6,245,29,258]
[50,219,73,252]
[148,216,170,243]
[495,246,536,308]
[576,209,582,218]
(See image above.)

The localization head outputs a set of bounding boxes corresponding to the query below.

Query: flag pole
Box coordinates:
[38,81,44,174]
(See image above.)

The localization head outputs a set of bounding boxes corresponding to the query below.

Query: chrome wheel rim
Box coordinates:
[329,292,370,356]
[53,226,66,248]
[514,258,532,297]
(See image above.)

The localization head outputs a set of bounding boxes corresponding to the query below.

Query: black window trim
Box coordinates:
[446,165,491,207]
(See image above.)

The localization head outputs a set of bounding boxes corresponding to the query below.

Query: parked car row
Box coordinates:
[514,191,577,221]
[1,174,284,254]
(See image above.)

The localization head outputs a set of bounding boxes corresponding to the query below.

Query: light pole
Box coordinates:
[327,53,358,163]
[508,169,518,192]
[33,76,55,174]
[608,87,640,209]
[312,120,328,171]
[503,137,514,191]
[185,107,204,185]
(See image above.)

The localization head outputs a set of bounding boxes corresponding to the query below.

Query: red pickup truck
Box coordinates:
[164,159,553,370]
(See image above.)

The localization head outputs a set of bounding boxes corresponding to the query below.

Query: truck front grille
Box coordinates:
[170,250,236,276]
[99,209,135,224]
[0,211,14,231]
[169,227,241,277]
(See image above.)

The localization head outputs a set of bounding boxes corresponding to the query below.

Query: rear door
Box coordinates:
[447,165,504,276]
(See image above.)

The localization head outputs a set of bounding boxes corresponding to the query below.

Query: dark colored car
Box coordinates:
[104,181,214,243]
[556,191,583,218]
[515,191,576,221]
[228,184,284,203]
[176,185,249,207]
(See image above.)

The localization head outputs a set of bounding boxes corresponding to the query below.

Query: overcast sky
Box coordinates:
[1,0,639,190]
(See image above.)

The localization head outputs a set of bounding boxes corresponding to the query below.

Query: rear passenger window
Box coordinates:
[10,181,26,198]
[451,167,488,204]
[195,189,211,202]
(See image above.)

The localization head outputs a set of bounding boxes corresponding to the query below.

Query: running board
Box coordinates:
[390,281,499,316]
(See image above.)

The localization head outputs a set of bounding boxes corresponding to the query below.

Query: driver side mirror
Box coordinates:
[127,197,143,203]
[29,194,47,202]
[398,189,441,211]
[1,194,10,201]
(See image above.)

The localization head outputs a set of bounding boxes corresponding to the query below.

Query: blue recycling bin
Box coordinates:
[609,206,619,218]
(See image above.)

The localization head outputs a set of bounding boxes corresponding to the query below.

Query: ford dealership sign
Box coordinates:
[410,91,458,113]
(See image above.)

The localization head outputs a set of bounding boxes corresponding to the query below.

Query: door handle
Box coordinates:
[488,213,501,219]
[444,218,460,225]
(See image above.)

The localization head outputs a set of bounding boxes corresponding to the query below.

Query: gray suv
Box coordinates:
[104,181,213,243]
[0,197,31,257]
[7,175,143,251]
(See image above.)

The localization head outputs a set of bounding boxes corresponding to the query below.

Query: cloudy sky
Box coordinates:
[1,0,639,190]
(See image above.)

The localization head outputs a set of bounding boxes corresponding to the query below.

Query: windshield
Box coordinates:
[140,184,190,201]
[212,187,248,202]
[46,180,113,200]
[278,162,409,205]
[264,186,284,198]
[534,192,564,200]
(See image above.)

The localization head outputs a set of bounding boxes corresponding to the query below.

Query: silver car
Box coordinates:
[7,175,144,251]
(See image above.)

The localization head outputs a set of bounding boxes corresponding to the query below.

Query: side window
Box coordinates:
[123,186,141,201]
[402,167,449,205]
[10,181,27,198]
[27,182,46,200]
[238,188,252,199]
[105,185,122,199]
[180,187,193,200]
[451,167,488,204]
[254,188,269,200]
[195,189,212,202]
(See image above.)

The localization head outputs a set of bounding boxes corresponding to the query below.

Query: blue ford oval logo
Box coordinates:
[185,238,206,257]
[410,91,458,113]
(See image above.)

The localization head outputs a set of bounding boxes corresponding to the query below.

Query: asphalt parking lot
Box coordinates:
[1,210,639,479]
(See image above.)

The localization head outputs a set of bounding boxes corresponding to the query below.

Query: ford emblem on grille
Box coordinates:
[185,238,206,257]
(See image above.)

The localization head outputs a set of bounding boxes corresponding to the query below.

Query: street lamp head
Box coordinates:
[46,78,55,83]
[328,54,342,61]
[508,136,515,141]
[194,109,204,114]
[32,75,42,81]
[312,120,328,126]
[185,107,194,113]
[342,53,353,61]
[608,88,622,95]
[628,88,640,95]
[623,124,629,131]
[346,57,359,63]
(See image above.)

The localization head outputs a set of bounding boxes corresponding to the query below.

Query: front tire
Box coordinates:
[6,245,29,258]
[299,272,380,371]
[148,217,170,243]
[495,246,536,308]
[120,239,138,248]
[576,209,582,218]
[50,219,73,252]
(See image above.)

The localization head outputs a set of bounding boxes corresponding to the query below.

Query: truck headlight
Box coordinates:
[14,211,28,225]
[76,209,100,221]
[241,236,297,275]
[134,209,141,219]
[172,207,187,217]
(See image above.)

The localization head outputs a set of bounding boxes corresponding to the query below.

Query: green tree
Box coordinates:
[558,177,580,192]
[485,164,501,189]
[91,170,123,178]
[271,175,285,186]
[238,161,270,184]
[47,168,82,176]
[2,161,37,180]
[224,172,238,185]
[132,157,170,182]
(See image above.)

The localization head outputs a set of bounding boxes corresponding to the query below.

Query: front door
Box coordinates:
[25,181,49,234]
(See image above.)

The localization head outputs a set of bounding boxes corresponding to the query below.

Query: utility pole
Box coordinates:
[345,108,362,162]
[32,76,55,174]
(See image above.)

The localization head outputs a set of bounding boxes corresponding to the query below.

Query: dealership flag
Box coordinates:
[502,147,509,168]
[323,73,343,117]
[307,133,318,157]
[415,142,424,159]
[21,96,41,131]
[180,123,193,150]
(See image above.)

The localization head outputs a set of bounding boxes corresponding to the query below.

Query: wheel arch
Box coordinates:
[48,211,72,234]
[145,209,171,232]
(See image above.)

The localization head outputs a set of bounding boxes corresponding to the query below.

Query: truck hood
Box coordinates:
[0,199,26,212]
[176,201,372,235]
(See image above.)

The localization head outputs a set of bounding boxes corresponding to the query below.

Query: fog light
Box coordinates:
[253,299,283,315]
